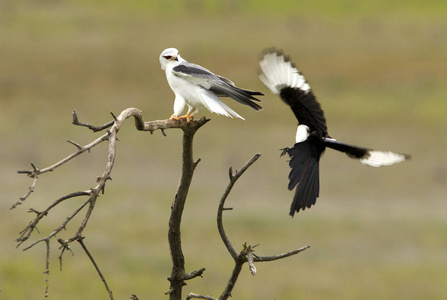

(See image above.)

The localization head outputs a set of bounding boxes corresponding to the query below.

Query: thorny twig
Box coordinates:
[14,108,207,299]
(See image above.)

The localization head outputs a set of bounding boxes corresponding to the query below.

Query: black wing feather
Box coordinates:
[280,87,328,138]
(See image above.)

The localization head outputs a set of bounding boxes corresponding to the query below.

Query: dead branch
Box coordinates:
[217,153,262,260]
[15,107,308,300]
[167,117,210,300]
[72,110,114,132]
[214,153,310,300]
[12,108,207,208]
[78,237,114,300]
[15,108,208,299]
[186,293,217,300]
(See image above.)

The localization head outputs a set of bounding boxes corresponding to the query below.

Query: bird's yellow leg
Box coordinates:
[169,113,194,122]
[184,111,195,122]
[169,114,180,120]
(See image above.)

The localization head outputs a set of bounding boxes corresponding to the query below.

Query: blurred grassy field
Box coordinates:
[1,0,447,299]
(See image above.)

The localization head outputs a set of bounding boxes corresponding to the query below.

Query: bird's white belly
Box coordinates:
[167,72,207,109]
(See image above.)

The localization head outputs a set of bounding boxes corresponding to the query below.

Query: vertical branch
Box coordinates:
[167,119,209,300]
[44,239,50,297]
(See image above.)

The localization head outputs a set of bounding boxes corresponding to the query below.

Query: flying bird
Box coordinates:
[159,48,263,121]
[258,48,410,216]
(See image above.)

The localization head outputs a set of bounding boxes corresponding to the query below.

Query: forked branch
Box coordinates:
[15,108,309,300]
[187,153,309,300]
[216,154,309,300]
[14,108,208,299]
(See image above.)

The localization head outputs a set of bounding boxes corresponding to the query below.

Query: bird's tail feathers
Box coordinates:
[289,158,320,216]
[201,93,245,120]
[211,83,263,111]
[323,138,410,167]
[217,75,264,98]
[284,141,320,216]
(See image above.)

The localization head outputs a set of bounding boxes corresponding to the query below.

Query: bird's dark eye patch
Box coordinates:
[164,55,172,60]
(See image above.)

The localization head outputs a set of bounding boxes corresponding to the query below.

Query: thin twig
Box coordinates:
[18,192,91,249]
[57,238,74,271]
[11,166,39,209]
[183,268,206,280]
[217,153,261,259]
[44,239,50,297]
[72,110,114,132]
[78,237,114,300]
[186,293,217,300]
[253,245,310,262]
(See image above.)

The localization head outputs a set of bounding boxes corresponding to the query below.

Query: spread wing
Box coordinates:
[259,48,328,137]
[172,62,263,111]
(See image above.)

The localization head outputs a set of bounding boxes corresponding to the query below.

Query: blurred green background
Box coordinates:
[1,0,446,299]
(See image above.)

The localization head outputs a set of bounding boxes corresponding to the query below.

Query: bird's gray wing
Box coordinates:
[172,62,223,89]
[172,62,263,111]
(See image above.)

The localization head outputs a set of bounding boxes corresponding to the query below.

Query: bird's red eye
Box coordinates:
[164,55,172,60]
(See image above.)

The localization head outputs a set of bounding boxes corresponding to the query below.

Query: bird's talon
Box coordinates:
[280,147,290,157]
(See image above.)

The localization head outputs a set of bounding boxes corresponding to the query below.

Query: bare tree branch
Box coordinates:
[217,153,261,260]
[12,163,39,209]
[186,293,217,300]
[15,108,209,299]
[72,110,114,132]
[13,108,208,208]
[44,239,50,297]
[215,153,310,300]
[15,107,309,299]
[167,117,210,300]
[78,237,114,300]
[253,246,310,262]
[183,268,207,281]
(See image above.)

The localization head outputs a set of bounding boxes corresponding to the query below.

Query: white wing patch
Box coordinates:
[360,151,408,167]
[295,125,310,143]
[259,52,311,95]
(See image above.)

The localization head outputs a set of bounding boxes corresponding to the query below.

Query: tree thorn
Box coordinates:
[110,112,118,121]
[66,139,83,151]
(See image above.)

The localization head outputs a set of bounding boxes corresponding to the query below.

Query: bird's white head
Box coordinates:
[160,48,181,70]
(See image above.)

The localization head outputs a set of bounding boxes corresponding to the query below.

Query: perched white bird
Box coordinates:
[160,48,263,121]
[259,48,411,216]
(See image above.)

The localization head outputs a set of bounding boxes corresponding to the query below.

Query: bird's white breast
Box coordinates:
[165,64,207,108]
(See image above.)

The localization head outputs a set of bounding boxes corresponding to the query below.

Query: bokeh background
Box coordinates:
[1,0,446,299]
